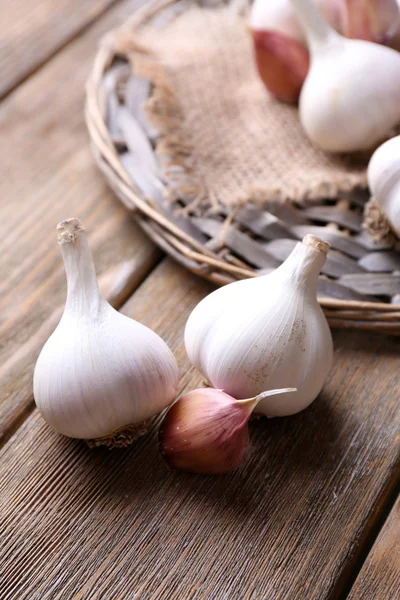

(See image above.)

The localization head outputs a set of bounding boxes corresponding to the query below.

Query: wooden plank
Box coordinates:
[347,496,400,600]
[0,0,138,99]
[0,259,399,600]
[0,0,162,439]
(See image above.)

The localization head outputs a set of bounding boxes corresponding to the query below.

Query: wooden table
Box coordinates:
[1,2,399,598]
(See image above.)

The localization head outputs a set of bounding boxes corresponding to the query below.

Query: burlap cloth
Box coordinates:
[130,4,368,213]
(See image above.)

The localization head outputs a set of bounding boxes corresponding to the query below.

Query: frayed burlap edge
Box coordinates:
[132,49,367,214]
[133,52,209,213]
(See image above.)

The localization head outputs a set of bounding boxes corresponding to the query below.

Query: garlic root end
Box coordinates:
[302,234,330,255]
[86,418,154,449]
[57,217,85,245]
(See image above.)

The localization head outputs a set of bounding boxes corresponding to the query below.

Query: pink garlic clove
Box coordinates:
[251,29,310,103]
[159,387,296,475]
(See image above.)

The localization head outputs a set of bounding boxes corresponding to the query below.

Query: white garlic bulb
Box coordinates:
[34,218,179,446]
[291,0,400,152]
[184,235,333,417]
[368,135,400,236]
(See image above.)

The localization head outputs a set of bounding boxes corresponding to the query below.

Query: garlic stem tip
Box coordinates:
[302,234,330,255]
[255,387,297,402]
[57,218,85,245]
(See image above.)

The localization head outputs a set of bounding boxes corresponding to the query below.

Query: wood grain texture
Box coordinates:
[0,0,124,99]
[347,496,400,600]
[0,0,161,440]
[0,259,399,600]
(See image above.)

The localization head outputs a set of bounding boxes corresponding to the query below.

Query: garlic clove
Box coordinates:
[34,218,179,447]
[291,0,400,152]
[368,135,400,236]
[251,29,310,103]
[249,0,309,103]
[159,388,296,474]
[184,235,333,417]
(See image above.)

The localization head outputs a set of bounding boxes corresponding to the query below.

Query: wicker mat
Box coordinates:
[130,4,367,213]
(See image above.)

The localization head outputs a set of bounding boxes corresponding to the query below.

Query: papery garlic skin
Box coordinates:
[34,218,179,443]
[292,0,400,152]
[368,135,400,236]
[250,0,400,104]
[184,236,333,417]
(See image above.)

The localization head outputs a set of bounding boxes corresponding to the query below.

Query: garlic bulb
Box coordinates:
[184,235,333,417]
[33,218,179,446]
[249,0,400,103]
[291,0,400,152]
[159,387,295,474]
[368,135,400,236]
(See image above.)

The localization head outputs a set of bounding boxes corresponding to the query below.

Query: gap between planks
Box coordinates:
[346,487,400,600]
[334,471,400,600]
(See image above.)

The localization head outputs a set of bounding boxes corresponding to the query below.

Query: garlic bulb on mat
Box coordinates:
[159,387,295,474]
[249,0,400,103]
[290,0,400,152]
[34,218,179,447]
[185,235,333,417]
[368,135,400,236]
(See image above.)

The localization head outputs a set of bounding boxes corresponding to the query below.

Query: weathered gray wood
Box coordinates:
[117,106,161,178]
[239,203,309,227]
[291,225,368,259]
[317,277,379,302]
[303,205,363,232]
[103,64,131,144]
[234,207,297,241]
[358,251,400,273]
[263,239,367,279]
[340,273,400,296]
[125,75,158,140]
[193,217,280,269]
[120,154,208,244]
[345,188,370,208]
